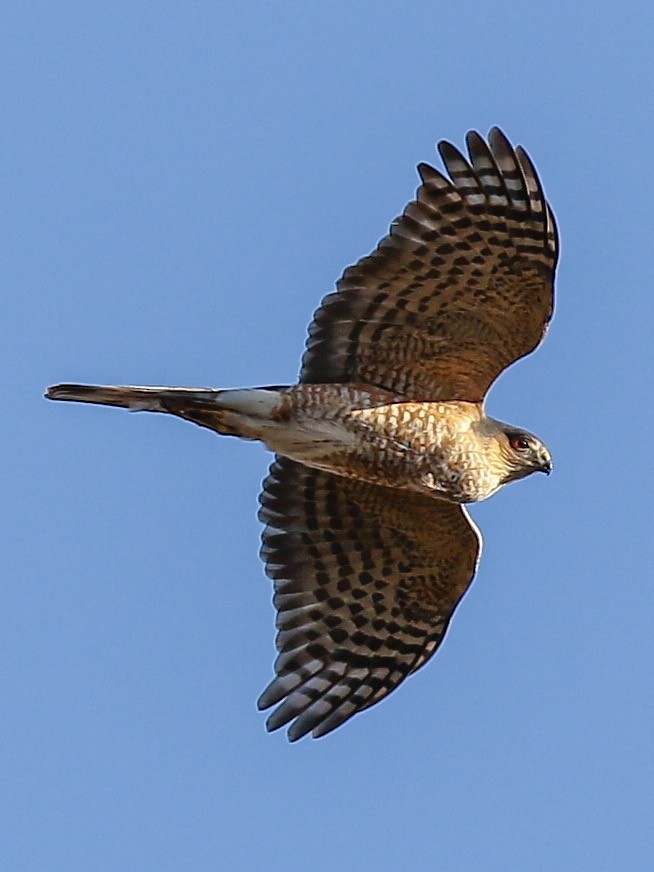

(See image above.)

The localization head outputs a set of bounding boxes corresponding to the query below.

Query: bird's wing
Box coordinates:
[300,128,558,402]
[257,457,482,740]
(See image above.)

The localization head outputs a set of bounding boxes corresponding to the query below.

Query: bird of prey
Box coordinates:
[47,127,557,741]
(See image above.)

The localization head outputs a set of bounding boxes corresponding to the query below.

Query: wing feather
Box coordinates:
[300,127,557,401]
[257,457,481,740]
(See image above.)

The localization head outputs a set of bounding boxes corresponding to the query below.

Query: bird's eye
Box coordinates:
[509,435,530,451]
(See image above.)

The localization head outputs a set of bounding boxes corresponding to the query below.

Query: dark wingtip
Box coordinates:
[488,125,510,143]
[416,161,438,183]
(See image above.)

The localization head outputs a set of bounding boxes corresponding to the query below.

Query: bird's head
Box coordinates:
[495,426,552,485]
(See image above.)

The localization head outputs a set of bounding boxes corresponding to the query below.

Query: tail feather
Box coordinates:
[45,383,218,412]
[45,383,289,440]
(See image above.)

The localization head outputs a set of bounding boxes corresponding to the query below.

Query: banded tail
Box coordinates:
[45,383,289,439]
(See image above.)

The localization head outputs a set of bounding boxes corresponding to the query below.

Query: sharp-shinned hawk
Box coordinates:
[47,127,557,741]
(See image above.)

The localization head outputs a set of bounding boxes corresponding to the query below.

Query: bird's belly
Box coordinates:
[259,412,353,450]
[252,387,496,501]
[261,417,493,502]
[421,465,500,503]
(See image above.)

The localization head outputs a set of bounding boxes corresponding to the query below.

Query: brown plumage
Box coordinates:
[46,127,557,741]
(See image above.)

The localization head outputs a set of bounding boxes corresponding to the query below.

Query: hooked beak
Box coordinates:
[539,457,553,475]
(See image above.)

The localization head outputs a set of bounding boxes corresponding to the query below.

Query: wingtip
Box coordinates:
[416,161,436,182]
[488,124,509,141]
[436,138,462,163]
[464,129,484,150]
[286,726,306,743]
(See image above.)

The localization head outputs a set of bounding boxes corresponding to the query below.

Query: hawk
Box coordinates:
[47,128,557,741]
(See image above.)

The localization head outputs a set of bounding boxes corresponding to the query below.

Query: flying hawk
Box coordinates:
[47,127,557,741]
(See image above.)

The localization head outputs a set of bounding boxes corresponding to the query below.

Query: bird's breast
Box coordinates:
[268,388,499,502]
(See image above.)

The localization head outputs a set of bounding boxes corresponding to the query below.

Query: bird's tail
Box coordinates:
[45,383,211,411]
[45,383,289,439]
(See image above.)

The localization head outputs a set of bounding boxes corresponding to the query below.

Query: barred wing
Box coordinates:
[257,458,481,741]
[301,127,558,401]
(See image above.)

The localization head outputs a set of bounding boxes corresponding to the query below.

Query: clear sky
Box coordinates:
[5,1,654,869]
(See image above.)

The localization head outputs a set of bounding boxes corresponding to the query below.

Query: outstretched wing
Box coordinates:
[300,127,558,401]
[257,458,481,741]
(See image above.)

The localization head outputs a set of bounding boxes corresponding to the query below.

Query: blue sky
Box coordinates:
[5,1,654,869]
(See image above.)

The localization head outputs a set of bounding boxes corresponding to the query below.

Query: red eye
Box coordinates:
[510,435,530,451]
